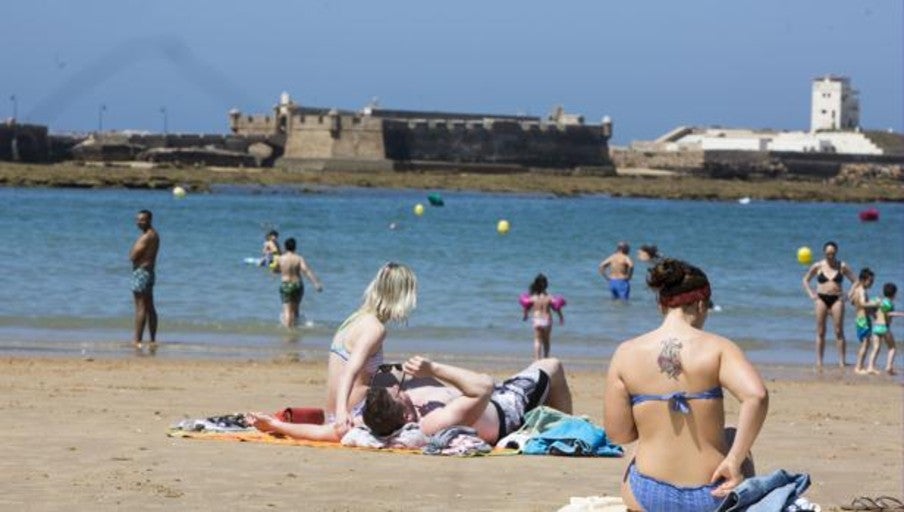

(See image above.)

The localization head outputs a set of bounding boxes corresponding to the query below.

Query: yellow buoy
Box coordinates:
[413,203,425,216]
[172,186,187,198]
[797,246,812,265]
[497,219,510,235]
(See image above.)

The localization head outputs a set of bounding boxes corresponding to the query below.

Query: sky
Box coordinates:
[2,1,901,144]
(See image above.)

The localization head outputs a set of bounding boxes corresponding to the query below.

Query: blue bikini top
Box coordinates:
[630,387,723,414]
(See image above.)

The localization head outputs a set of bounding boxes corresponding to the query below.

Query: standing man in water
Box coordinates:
[130,209,160,349]
[276,237,323,328]
[599,241,634,300]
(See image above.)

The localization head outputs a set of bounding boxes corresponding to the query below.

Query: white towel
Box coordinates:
[557,496,627,512]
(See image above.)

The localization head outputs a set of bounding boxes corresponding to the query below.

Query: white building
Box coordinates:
[810,75,860,132]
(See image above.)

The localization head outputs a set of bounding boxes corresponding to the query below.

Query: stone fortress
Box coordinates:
[228,93,615,173]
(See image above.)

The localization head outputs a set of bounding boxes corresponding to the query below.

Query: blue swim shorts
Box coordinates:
[609,278,631,300]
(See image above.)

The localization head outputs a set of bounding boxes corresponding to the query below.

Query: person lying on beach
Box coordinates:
[362,356,573,445]
[247,262,417,441]
[604,257,768,512]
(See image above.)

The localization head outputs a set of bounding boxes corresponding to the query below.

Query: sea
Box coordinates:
[0,185,901,368]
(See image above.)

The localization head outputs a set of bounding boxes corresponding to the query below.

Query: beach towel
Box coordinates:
[495,405,575,450]
[522,417,624,457]
[557,496,627,512]
[170,413,515,456]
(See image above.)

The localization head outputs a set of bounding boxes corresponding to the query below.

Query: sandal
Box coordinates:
[842,497,881,511]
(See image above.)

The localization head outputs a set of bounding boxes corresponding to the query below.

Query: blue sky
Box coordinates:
[2,1,901,144]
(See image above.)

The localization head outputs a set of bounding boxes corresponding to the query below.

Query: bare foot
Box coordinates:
[854,368,869,375]
[134,341,143,350]
[887,368,897,376]
[868,368,881,375]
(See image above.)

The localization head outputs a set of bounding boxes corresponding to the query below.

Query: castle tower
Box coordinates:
[810,75,860,132]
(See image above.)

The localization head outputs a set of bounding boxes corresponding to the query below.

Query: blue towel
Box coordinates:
[522,417,623,457]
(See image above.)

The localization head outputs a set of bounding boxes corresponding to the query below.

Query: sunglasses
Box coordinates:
[372,363,407,396]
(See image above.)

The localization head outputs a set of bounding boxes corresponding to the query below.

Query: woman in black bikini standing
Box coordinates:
[802,241,857,368]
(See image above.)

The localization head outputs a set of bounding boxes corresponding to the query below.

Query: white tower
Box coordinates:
[810,76,859,132]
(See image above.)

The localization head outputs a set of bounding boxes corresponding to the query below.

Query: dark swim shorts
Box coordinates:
[279,281,303,304]
[490,367,551,442]
[131,267,155,294]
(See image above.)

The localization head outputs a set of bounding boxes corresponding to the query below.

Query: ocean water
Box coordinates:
[0,186,901,366]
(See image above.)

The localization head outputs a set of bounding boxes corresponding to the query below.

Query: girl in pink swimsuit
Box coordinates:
[521,274,565,360]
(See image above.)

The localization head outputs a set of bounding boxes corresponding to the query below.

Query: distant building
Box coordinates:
[612,75,901,177]
[0,120,50,162]
[624,76,893,156]
[810,75,860,132]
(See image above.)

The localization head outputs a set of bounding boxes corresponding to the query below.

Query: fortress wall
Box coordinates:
[230,114,276,136]
[383,120,609,168]
[610,147,705,171]
[126,134,238,150]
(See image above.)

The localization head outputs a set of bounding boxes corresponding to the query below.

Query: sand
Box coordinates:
[0,355,900,511]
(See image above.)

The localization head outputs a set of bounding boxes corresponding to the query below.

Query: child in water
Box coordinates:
[261,230,281,267]
[522,274,565,360]
[866,282,902,375]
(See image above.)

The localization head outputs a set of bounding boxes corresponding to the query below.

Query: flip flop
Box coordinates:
[841,497,881,511]
[875,496,904,511]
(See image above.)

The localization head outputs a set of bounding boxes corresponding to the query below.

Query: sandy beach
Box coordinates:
[0,355,900,511]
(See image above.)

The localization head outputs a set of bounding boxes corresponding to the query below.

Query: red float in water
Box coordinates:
[858,208,879,222]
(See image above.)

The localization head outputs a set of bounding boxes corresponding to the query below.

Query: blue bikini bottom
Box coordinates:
[628,462,723,512]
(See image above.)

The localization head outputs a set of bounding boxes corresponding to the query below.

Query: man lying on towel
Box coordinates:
[363,356,573,444]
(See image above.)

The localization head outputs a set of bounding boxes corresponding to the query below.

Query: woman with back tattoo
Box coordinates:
[603,258,769,511]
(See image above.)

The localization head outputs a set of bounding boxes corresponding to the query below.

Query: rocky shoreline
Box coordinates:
[1,161,903,202]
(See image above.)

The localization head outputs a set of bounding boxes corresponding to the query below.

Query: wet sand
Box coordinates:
[2,161,903,202]
[0,355,900,511]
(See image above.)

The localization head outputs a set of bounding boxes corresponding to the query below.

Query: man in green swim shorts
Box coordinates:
[129,209,160,349]
[274,237,323,328]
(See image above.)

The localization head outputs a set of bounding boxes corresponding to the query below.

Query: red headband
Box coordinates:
[660,284,711,308]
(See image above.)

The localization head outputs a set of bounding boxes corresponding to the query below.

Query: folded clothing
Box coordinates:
[341,423,430,449]
[172,413,251,433]
[522,417,623,457]
[423,426,492,456]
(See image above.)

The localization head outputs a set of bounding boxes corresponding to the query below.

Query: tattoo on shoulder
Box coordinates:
[657,338,683,380]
